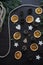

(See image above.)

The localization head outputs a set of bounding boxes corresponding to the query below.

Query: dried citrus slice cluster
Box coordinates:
[9,6,43,60]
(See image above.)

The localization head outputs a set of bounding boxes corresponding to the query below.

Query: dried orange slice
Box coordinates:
[13,32,21,40]
[35,7,42,14]
[14,51,22,60]
[30,43,38,51]
[34,30,41,38]
[26,15,34,23]
[11,15,19,23]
